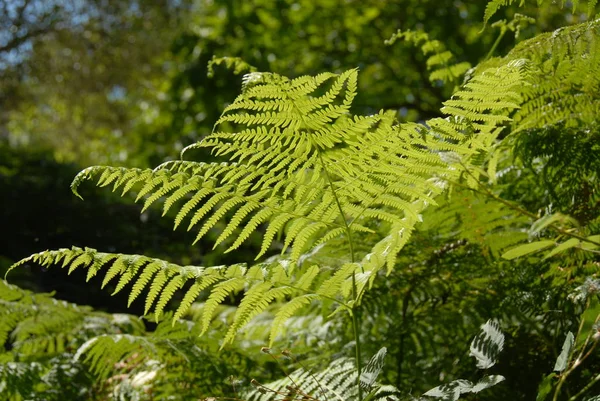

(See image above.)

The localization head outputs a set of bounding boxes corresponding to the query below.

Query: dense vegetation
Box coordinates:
[1,1,599,400]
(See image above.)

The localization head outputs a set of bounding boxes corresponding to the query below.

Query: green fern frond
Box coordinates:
[9,249,361,346]
[67,65,525,274]
[419,189,530,256]
[14,63,529,348]
[385,29,471,86]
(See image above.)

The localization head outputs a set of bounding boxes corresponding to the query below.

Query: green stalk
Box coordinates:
[352,272,364,401]
[319,152,363,400]
[485,27,506,61]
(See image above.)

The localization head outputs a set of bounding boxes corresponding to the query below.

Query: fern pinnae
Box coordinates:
[127,260,163,307]
[174,186,213,229]
[120,168,153,195]
[291,222,332,262]
[269,294,318,346]
[111,255,151,295]
[141,173,185,213]
[100,255,129,288]
[256,213,296,256]
[67,250,94,274]
[162,179,200,216]
[229,207,275,256]
[154,274,187,321]
[86,252,118,281]
[222,281,275,345]
[187,192,231,233]
[216,201,262,248]
[200,277,246,335]
[317,263,357,299]
[195,197,246,245]
[144,268,175,315]
[173,281,204,321]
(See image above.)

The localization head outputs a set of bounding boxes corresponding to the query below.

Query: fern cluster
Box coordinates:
[7,62,527,351]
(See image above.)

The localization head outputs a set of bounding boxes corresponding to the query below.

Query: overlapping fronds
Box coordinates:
[478,19,600,134]
[426,60,525,187]
[483,0,597,26]
[0,281,144,400]
[420,319,505,401]
[69,65,524,273]
[385,29,471,86]
[9,64,529,348]
[0,361,43,401]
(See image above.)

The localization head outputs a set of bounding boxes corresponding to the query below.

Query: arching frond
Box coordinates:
[9,248,368,346]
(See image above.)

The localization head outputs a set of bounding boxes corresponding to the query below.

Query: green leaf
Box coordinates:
[535,373,556,401]
[575,297,600,350]
[553,332,574,372]
[543,238,581,259]
[502,240,555,260]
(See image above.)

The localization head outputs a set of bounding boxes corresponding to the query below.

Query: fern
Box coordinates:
[385,29,471,86]
[8,247,365,346]
[69,65,523,271]
[477,19,600,134]
[0,280,144,400]
[207,55,257,78]
[8,61,528,348]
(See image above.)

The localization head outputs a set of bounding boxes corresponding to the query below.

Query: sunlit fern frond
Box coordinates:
[207,55,257,78]
[12,64,527,348]
[483,0,597,26]
[70,65,525,273]
[385,29,471,86]
[8,247,379,346]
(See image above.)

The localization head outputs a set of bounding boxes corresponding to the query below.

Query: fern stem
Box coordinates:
[317,153,357,266]
[352,272,364,401]
[568,373,600,401]
[317,152,363,400]
[485,28,506,61]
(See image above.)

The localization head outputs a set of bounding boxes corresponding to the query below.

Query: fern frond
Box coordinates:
[477,19,600,134]
[67,65,525,275]
[9,249,365,345]
[246,356,400,401]
[385,29,471,86]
